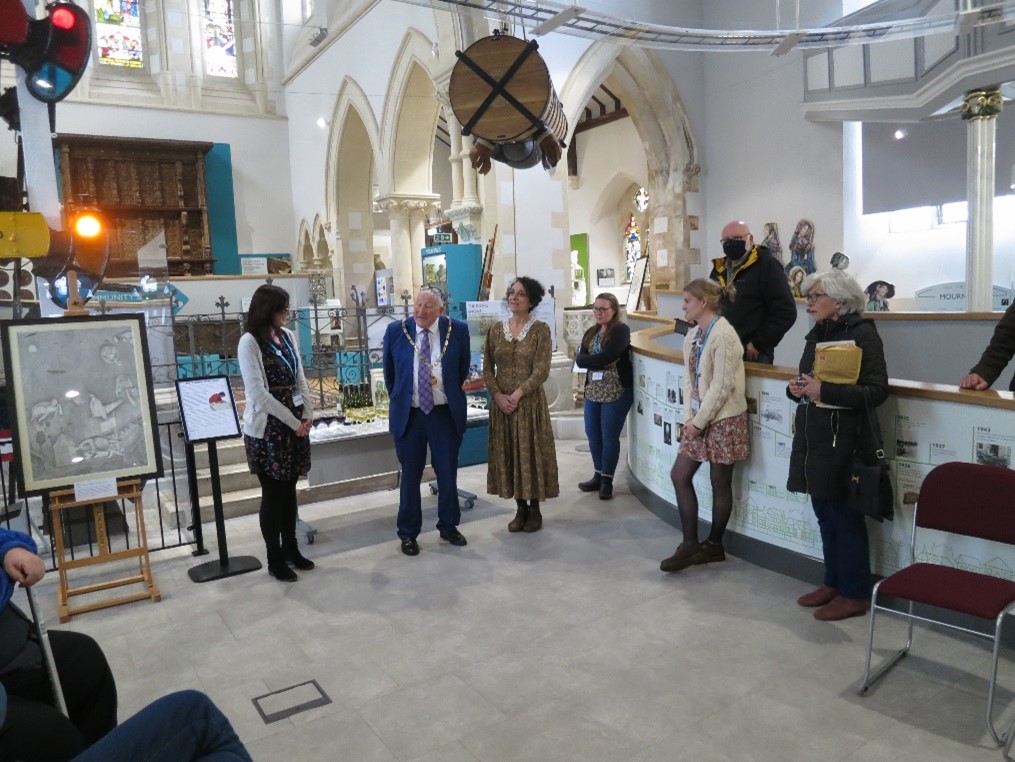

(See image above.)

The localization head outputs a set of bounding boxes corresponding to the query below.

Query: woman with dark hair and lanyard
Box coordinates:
[575,292,633,500]
[238,284,314,582]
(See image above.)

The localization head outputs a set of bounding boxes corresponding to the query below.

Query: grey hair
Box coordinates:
[801,269,866,316]
[416,287,444,307]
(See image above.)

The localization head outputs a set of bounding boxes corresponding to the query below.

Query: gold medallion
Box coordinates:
[430,374,438,387]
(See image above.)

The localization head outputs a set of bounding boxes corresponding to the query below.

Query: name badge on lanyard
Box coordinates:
[292,391,304,407]
[691,399,701,413]
[591,371,604,381]
[272,333,301,409]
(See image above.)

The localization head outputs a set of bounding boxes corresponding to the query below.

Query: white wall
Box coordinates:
[566,116,648,283]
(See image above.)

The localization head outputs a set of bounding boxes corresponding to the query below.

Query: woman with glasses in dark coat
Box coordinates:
[788,269,889,621]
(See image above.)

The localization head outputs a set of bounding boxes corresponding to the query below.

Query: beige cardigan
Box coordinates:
[681,316,747,430]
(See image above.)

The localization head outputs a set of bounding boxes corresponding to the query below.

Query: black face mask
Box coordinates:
[722,239,747,260]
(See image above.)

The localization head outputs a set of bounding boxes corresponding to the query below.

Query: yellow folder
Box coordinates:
[812,341,862,384]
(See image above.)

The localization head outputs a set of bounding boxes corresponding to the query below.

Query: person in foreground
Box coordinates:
[0,528,117,761]
[484,277,560,532]
[575,292,633,500]
[383,288,471,556]
[787,269,889,621]
[238,284,315,582]
[660,279,749,572]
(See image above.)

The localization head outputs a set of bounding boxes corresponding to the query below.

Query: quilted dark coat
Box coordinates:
[786,313,889,500]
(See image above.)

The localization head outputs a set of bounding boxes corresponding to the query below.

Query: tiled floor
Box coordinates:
[30,439,1015,761]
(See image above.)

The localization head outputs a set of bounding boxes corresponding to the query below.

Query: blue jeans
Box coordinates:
[74,690,251,762]
[811,497,871,600]
[583,387,634,478]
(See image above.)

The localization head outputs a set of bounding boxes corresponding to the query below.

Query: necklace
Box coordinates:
[401,319,452,387]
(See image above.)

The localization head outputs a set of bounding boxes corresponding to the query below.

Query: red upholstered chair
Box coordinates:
[860,461,1015,745]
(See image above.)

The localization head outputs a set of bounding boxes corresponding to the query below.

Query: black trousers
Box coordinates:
[257,473,299,564]
[0,630,118,762]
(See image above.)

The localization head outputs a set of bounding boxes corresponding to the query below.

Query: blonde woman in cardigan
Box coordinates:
[660,279,749,573]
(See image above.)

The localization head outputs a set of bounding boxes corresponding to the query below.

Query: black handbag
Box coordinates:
[846,391,894,522]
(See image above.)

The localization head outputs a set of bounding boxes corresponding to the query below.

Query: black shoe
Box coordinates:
[578,474,602,492]
[268,562,297,582]
[439,528,468,546]
[599,476,614,500]
[400,537,419,556]
[286,553,315,570]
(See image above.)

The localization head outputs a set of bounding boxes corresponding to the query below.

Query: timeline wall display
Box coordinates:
[631,353,1015,579]
[175,375,241,444]
[1,314,163,495]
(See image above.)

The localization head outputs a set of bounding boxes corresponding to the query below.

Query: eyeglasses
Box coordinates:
[720,234,749,244]
[592,307,612,313]
[804,292,829,303]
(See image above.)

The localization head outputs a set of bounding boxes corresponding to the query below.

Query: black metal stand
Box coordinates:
[188,440,261,582]
[184,442,208,557]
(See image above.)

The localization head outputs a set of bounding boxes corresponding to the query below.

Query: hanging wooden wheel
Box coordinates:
[449,34,553,143]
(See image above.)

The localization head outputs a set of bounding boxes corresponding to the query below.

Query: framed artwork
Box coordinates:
[596,268,616,287]
[2,314,163,495]
[175,376,241,444]
[625,256,649,310]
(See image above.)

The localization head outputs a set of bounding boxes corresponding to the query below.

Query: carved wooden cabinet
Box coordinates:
[54,135,215,278]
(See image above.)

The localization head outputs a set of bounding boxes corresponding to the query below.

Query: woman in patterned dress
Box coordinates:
[238,285,314,582]
[484,276,560,532]
[660,279,749,572]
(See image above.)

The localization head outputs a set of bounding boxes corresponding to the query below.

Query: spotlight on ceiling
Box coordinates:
[893,128,908,140]
[309,26,328,47]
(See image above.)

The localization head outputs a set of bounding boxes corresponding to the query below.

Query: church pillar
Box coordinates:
[962,87,1002,312]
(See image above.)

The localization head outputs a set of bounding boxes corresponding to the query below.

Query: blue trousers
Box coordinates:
[583,387,633,478]
[74,690,250,762]
[393,405,462,538]
[811,497,871,600]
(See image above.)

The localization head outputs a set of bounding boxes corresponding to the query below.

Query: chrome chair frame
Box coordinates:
[859,463,1015,747]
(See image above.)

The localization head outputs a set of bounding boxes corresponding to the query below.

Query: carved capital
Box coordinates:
[445,205,483,222]
[375,193,442,215]
[961,87,1003,121]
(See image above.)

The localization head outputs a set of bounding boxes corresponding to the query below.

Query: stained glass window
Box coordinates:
[624,213,640,283]
[203,0,237,78]
[94,0,143,68]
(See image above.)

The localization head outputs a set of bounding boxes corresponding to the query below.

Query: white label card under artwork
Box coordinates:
[74,477,118,503]
[240,257,269,275]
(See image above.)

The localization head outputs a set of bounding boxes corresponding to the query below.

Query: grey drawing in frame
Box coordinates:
[2,314,163,495]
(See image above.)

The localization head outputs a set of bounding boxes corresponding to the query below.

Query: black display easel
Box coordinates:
[187,439,261,582]
[174,376,260,583]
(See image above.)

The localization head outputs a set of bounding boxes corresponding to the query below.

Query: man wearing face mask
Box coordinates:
[709,220,797,364]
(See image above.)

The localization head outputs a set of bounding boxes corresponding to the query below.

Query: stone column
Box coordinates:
[447,113,466,210]
[376,194,441,297]
[962,87,1003,312]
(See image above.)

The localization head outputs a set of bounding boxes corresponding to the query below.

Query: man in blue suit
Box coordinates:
[383,288,471,556]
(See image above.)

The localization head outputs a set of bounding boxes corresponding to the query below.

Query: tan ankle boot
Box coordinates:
[522,503,542,532]
[508,504,528,532]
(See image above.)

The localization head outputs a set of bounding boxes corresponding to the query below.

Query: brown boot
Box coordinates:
[523,502,542,532]
[508,502,528,533]
[814,595,867,621]
[797,585,836,607]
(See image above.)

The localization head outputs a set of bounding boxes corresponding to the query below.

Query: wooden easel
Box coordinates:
[48,479,161,622]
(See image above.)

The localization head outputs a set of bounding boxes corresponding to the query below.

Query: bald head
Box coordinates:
[720,220,754,263]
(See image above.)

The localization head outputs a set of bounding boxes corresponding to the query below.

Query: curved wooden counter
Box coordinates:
[625,322,1015,585]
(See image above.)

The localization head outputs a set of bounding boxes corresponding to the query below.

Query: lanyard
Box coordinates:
[693,317,718,391]
[270,332,298,382]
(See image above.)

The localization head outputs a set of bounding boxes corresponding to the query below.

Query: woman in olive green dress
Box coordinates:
[484,276,560,532]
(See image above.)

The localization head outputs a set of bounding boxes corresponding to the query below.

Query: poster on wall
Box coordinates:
[596,268,616,287]
[1,314,163,495]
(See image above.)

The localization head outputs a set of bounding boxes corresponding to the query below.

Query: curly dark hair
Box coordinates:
[245,284,290,347]
[507,276,545,311]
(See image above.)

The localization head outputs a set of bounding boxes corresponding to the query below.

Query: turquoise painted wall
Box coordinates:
[206,144,240,274]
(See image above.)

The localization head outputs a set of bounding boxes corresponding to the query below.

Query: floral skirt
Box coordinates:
[680,411,750,465]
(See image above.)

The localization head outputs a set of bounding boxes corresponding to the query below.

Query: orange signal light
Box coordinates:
[72,212,103,238]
